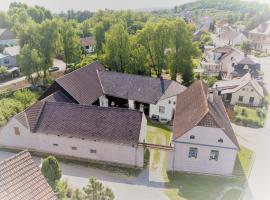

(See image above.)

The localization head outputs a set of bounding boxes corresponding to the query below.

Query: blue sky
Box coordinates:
[0,0,268,13]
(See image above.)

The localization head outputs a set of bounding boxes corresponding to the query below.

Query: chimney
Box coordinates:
[160,76,165,94]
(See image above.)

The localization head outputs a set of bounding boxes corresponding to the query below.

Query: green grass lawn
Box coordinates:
[146,120,172,145]
[234,106,267,128]
[164,146,253,200]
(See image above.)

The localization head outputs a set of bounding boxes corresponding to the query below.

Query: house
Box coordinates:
[219,26,247,46]
[39,62,186,122]
[249,21,270,53]
[197,16,214,32]
[0,151,57,200]
[230,55,261,78]
[213,73,264,107]
[0,53,10,67]
[2,45,20,68]
[200,46,242,76]
[80,37,95,53]
[0,101,147,167]
[167,80,239,175]
[0,29,17,46]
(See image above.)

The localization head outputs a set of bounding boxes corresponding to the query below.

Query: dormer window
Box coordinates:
[190,135,195,139]
[218,138,223,143]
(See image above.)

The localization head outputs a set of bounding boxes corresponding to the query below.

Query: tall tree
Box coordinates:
[38,19,60,80]
[137,20,171,77]
[94,22,106,55]
[169,19,201,84]
[104,23,130,72]
[83,177,114,200]
[41,156,62,189]
[19,44,43,86]
[60,20,82,70]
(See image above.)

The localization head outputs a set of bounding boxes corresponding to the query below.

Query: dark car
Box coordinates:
[48,66,60,72]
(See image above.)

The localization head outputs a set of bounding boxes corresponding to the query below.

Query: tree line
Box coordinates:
[0,3,201,86]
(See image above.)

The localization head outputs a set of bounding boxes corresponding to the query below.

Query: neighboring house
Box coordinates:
[39,62,186,122]
[0,53,10,67]
[200,46,242,76]
[167,80,239,175]
[219,26,247,46]
[80,37,95,53]
[249,21,270,53]
[0,151,57,200]
[0,101,147,167]
[0,28,17,46]
[213,73,264,107]
[2,45,20,68]
[197,16,214,32]
[230,55,261,78]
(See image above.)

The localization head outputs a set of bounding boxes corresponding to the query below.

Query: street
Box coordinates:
[236,55,270,200]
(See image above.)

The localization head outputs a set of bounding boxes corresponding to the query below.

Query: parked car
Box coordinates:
[48,66,60,72]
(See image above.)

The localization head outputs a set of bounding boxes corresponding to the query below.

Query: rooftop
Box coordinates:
[0,151,57,200]
[16,101,144,146]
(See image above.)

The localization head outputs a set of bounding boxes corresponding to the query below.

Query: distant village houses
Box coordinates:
[0,28,17,46]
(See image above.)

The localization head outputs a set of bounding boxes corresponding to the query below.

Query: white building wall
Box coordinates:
[167,126,238,175]
[149,96,177,121]
[0,118,145,167]
[230,83,263,106]
[99,95,108,107]
[221,50,242,74]
[128,100,135,109]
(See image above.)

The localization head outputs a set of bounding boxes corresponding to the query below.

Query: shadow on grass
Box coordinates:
[164,153,253,200]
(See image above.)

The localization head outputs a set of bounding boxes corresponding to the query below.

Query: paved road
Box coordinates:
[0,150,168,200]
[0,59,66,91]
[236,55,270,200]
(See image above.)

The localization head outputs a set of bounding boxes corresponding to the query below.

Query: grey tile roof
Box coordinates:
[173,80,239,149]
[98,70,186,104]
[40,62,185,105]
[4,46,20,56]
[0,29,16,40]
[16,102,144,147]
[55,61,104,105]
[41,90,73,103]
[0,151,57,200]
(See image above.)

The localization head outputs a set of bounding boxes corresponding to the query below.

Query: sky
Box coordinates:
[0,0,269,13]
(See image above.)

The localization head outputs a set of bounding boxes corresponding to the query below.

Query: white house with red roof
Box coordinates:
[167,81,239,175]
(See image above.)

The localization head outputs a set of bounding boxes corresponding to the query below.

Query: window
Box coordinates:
[238,96,243,102]
[190,135,195,139]
[14,127,20,135]
[159,106,165,114]
[168,100,171,104]
[188,147,198,158]
[218,138,223,143]
[242,88,245,91]
[90,149,97,154]
[249,97,255,104]
[251,89,254,92]
[71,146,77,150]
[209,150,219,161]
[53,144,58,147]
[4,59,9,64]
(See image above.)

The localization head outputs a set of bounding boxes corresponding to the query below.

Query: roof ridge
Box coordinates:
[32,101,47,132]
[96,69,105,94]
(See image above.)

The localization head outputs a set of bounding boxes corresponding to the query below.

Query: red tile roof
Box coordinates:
[16,102,144,147]
[0,151,57,200]
[173,80,239,149]
[80,37,95,47]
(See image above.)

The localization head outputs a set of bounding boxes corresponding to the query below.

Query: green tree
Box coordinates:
[41,156,62,189]
[241,40,252,55]
[60,20,82,71]
[0,66,8,77]
[137,20,171,77]
[19,44,43,86]
[55,179,69,200]
[94,22,106,55]
[83,177,114,200]
[71,189,84,200]
[104,23,130,72]
[169,19,201,83]
[38,19,60,80]
[13,89,37,109]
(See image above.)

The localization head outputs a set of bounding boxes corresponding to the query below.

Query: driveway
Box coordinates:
[0,150,168,200]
